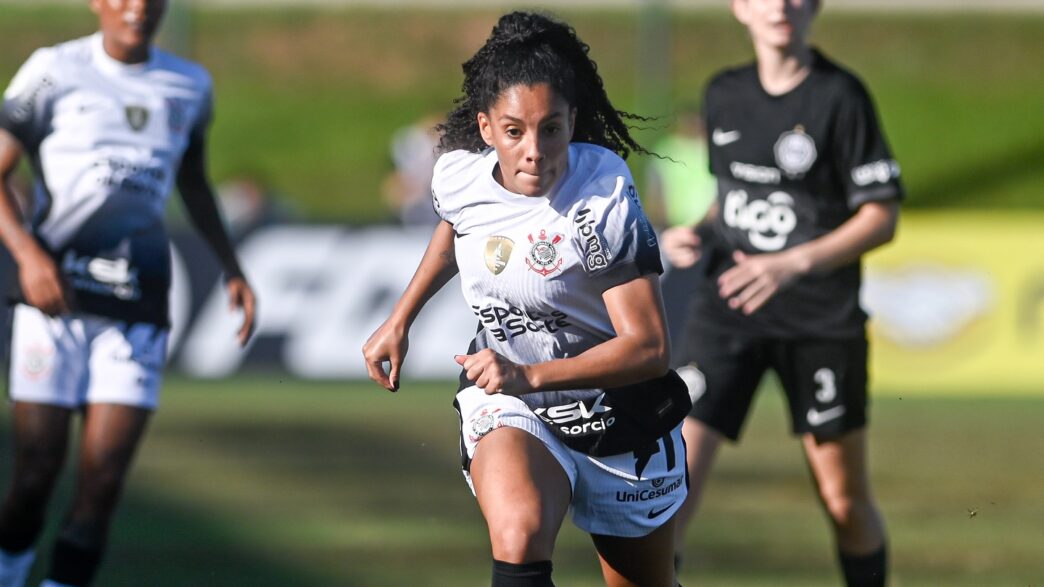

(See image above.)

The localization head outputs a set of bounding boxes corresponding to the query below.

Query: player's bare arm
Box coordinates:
[457,274,670,395]
[719,199,899,315]
[362,219,459,391]
[176,129,256,346]
[0,129,70,316]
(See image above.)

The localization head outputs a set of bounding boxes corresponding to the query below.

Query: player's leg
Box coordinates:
[591,514,677,587]
[39,319,166,587]
[775,337,887,586]
[456,385,574,586]
[803,429,886,587]
[672,331,766,568]
[572,424,686,587]
[1,305,85,587]
[0,404,73,587]
[40,404,151,587]
[470,426,571,586]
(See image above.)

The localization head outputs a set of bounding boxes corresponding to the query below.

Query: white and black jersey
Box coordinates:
[0,33,213,326]
[434,143,666,450]
[696,49,904,338]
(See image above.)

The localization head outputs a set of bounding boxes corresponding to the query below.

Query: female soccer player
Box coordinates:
[661,0,901,585]
[0,1,256,586]
[363,11,690,587]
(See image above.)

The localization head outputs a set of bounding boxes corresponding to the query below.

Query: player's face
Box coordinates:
[733,0,818,51]
[478,83,576,198]
[91,0,167,61]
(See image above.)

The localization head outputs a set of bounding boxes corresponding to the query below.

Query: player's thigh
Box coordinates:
[7,402,75,488]
[7,304,89,408]
[84,320,169,410]
[77,403,152,481]
[677,329,768,441]
[802,427,873,502]
[457,387,572,558]
[772,337,868,439]
[591,514,677,587]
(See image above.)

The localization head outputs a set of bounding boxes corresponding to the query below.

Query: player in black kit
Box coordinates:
[661,1,902,585]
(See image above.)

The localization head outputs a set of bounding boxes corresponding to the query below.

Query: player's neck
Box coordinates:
[754,43,814,96]
[101,37,151,65]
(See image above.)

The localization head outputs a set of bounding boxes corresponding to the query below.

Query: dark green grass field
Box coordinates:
[2,377,1041,586]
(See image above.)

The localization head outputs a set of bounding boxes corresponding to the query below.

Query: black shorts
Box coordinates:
[675,329,869,441]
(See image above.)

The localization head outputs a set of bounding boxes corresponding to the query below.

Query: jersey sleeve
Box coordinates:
[833,78,904,209]
[702,79,726,178]
[570,163,663,291]
[0,48,60,151]
[430,149,478,227]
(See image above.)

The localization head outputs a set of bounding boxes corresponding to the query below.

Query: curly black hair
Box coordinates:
[436,11,652,160]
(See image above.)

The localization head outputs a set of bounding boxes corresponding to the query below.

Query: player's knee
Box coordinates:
[821,493,875,530]
[9,462,62,504]
[488,523,553,563]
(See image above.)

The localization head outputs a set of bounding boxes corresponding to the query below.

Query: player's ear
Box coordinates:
[477,112,494,147]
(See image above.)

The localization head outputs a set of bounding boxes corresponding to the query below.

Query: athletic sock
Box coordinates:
[491,559,554,587]
[839,544,887,587]
[44,539,103,587]
[0,546,36,587]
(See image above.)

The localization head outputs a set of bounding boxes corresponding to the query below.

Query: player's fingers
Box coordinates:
[718,266,753,298]
[742,286,776,315]
[454,354,468,366]
[237,291,257,346]
[364,358,392,390]
[387,357,402,392]
[728,277,765,310]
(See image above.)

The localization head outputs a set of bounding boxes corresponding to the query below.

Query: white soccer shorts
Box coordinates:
[7,304,169,410]
[455,385,688,538]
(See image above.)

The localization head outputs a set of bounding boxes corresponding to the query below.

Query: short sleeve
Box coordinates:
[833,78,904,209]
[0,48,60,151]
[703,80,726,178]
[571,169,663,291]
[431,149,483,227]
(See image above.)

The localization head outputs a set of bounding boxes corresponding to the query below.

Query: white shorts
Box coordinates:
[455,386,688,538]
[7,304,169,410]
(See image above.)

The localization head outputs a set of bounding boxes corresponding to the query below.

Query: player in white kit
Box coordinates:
[0,2,256,586]
[363,12,690,587]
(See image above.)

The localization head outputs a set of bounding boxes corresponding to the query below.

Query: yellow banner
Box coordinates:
[865,212,1044,395]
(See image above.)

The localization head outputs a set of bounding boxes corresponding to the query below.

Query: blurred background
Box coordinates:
[1,0,1042,585]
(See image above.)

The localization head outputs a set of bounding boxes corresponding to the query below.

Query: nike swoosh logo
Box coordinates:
[806,405,847,426]
[712,128,741,146]
[647,504,673,519]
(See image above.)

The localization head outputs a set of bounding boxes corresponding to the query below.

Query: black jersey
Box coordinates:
[693,49,903,339]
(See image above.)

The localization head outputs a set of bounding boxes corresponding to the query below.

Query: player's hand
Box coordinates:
[18,245,72,316]
[362,319,409,392]
[718,250,807,315]
[660,225,702,269]
[225,276,257,347]
[455,350,532,396]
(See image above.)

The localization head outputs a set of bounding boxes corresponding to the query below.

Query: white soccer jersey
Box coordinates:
[434,143,663,444]
[1,33,212,325]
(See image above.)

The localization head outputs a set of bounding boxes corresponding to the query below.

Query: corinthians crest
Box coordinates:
[774,125,817,177]
[125,105,149,132]
[526,229,565,277]
[484,236,514,275]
